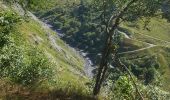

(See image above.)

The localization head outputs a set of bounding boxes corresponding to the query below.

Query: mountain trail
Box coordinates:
[118,30,170,55]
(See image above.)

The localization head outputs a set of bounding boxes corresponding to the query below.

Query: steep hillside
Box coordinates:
[0,1,93,99]
[33,0,170,93]
[1,0,170,99]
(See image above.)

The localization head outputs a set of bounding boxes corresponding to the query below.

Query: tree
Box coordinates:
[93,0,164,96]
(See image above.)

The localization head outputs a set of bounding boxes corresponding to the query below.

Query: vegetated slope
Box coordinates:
[119,17,170,91]
[36,0,105,65]
[34,0,170,93]
[0,1,93,100]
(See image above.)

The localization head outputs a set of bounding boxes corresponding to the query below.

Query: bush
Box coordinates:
[0,44,53,85]
[0,11,53,85]
[112,76,134,100]
[0,11,21,48]
[20,48,54,85]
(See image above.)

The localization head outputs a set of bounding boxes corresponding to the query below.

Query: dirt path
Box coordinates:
[118,44,157,55]
[137,33,170,44]
[118,31,169,55]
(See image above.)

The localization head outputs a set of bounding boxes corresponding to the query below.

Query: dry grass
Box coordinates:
[0,79,95,100]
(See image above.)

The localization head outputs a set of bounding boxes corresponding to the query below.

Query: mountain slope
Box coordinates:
[0,1,93,99]
[32,0,170,93]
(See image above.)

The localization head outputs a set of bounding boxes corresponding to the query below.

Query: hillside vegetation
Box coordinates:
[0,1,94,99]
[1,0,170,100]
[33,0,170,89]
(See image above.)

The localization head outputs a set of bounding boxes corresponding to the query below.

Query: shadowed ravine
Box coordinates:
[48,24,96,78]
[31,13,95,78]
[49,24,96,78]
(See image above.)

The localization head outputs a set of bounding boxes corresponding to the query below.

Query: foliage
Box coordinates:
[0,44,53,85]
[112,76,134,100]
[2,0,170,98]
[3,0,57,11]
[121,55,161,85]
[0,11,21,47]
[0,11,53,85]
[37,0,108,64]
[93,0,165,96]
[106,75,170,100]
[0,2,94,99]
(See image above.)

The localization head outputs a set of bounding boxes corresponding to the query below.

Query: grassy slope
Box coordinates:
[19,19,87,81]
[123,18,170,42]
[0,2,93,99]
[120,17,170,91]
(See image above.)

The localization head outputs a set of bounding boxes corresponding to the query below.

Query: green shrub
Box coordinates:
[112,76,134,100]
[0,44,54,85]
[0,11,53,85]
[20,47,54,85]
[0,11,21,47]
